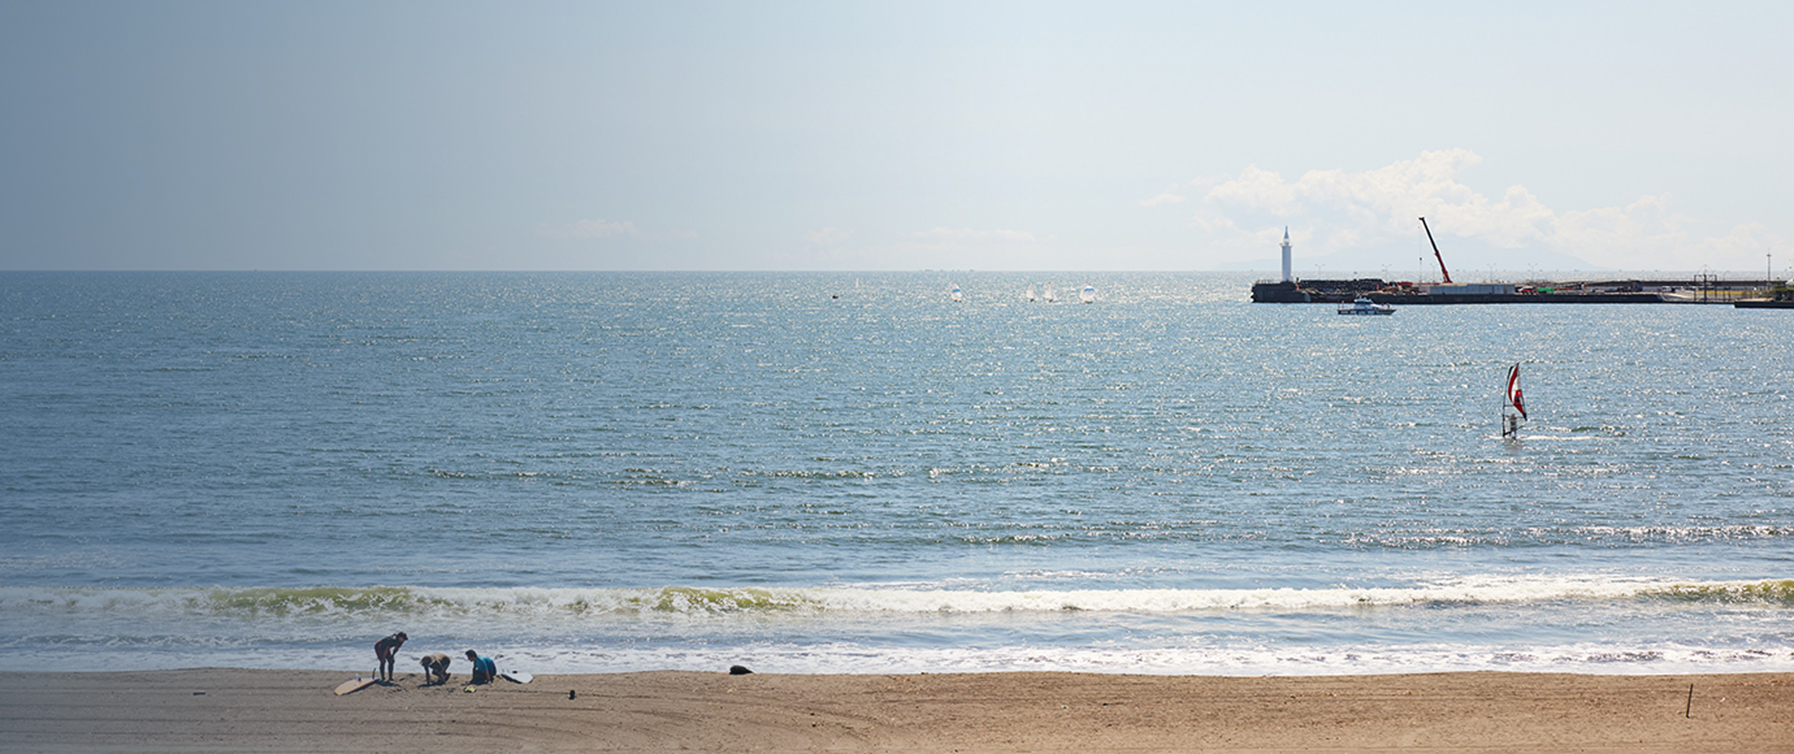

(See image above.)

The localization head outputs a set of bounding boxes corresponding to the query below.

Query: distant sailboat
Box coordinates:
[1025,284,1037,302]
[1043,284,1057,303]
[950,283,964,303]
[1079,284,1096,304]
[1502,363,1527,438]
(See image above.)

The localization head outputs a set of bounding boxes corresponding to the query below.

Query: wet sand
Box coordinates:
[3,668,1791,752]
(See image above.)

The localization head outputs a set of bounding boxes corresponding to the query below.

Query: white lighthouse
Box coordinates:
[1280,227,1293,283]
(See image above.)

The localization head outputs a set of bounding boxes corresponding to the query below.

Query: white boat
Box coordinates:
[1337,297,1395,315]
[1079,284,1096,304]
[1025,284,1037,302]
[1043,285,1057,303]
[950,283,964,303]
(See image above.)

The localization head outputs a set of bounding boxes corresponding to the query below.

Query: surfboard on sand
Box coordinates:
[333,677,380,696]
[500,671,533,684]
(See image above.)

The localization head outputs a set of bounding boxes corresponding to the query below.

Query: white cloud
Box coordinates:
[846,226,1051,270]
[807,226,850,245]
[910,227,1036,242]
[1553,198,1778,270]
[1140,192,1186,207]
[1181,149,1780,271]
[539,218,643,240]
[537,218,696,243]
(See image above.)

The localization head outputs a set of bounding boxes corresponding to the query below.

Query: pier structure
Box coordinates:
[1246,226,1788,305]
[1251,276,1785,305]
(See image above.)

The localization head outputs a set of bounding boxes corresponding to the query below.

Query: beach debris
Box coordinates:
[1686,683,1694,718]
[569,690,577,700]
[729,665,754,675]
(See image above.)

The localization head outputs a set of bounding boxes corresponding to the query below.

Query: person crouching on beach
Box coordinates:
[374,631,407,681]
[465,650,497,684]
[419,652,451,685]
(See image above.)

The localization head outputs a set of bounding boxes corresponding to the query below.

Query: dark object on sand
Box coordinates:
[729,665,753,675]
[568,690,577,700]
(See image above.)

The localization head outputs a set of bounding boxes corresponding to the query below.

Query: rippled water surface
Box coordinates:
[2,272,1790,674]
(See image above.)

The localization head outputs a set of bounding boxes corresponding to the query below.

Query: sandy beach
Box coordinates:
[2,669,1790,753]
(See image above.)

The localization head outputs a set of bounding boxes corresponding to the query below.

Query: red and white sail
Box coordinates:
[1506,363,1527,419]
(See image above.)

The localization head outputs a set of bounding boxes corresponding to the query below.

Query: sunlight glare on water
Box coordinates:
[1,271,1790,673]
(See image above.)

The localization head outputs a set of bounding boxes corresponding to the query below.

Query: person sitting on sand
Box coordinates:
[465,649,497,684]
[374,632,407,681]
[419,652,451,685]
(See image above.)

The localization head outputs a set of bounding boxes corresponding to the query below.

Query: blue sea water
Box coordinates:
[2,271,1790,675]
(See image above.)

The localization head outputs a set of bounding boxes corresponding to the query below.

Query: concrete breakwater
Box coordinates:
[1251,278,1779,305]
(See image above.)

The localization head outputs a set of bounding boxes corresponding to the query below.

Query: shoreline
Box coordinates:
[4,668,1791,752]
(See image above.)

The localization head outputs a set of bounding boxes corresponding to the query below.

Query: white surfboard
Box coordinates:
[500,670,533,684]
[333,676,379,695]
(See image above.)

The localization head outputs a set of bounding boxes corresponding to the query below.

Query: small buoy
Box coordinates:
[729,665,753,675]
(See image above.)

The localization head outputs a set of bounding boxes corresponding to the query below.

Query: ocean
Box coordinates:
[2,271,1790,676]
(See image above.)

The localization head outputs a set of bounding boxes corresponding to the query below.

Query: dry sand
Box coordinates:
[2,668,1791,752]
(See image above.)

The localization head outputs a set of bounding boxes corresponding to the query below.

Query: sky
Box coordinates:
[3,1,1791,275]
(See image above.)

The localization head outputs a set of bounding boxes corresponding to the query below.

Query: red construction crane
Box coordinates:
[1418,217,1453,284]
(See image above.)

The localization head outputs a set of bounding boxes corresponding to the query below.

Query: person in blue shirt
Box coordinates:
[465,649,497,684]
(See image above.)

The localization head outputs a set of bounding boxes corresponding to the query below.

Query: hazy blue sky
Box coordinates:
[3,1,1790,274]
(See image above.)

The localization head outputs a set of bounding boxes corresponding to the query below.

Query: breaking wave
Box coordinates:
[4,577,1791,621]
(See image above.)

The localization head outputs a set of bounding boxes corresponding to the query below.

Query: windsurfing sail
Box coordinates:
[1506,363,1526,419]
[1026,284,1037,302]
[950,283,964,303]
[1080,284,1096,303]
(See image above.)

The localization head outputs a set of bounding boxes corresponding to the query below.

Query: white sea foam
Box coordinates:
[9,638,1794,677]
[1,576,1787,621]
